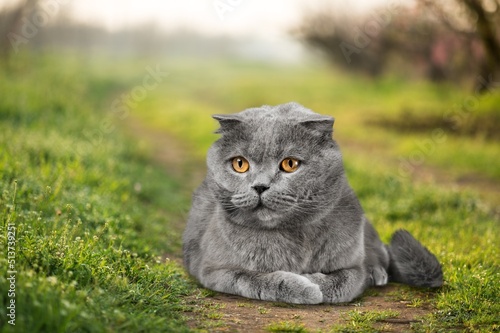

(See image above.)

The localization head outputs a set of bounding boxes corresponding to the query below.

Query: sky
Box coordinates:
[64,0,393,39]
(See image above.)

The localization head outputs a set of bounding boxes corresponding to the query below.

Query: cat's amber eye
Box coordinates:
[280,158,300,173]
[232,156,250,173]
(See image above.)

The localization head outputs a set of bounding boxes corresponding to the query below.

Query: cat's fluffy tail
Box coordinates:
[387,229,443,288]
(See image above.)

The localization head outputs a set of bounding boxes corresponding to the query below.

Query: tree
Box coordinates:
[418,0,500,92]
[0,0,39,61]
[293,1,499,92]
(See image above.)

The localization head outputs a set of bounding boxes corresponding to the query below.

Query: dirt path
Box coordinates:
[124,117,453,332]
[182,285,434,332]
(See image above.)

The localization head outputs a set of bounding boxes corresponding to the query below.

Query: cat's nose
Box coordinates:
[252,185,269,195]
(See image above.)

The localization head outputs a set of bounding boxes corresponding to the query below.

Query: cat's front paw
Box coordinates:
[370,266,388,286]
[274,271,323,304]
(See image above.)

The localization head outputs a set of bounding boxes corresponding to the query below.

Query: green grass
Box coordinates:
[1,54,499,332]
[0,54,195,332]
[331,310,400,333]
[266,320,307,333]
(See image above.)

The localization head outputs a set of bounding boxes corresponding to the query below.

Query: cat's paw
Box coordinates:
[370,266,388,286]
[274,271,323,304]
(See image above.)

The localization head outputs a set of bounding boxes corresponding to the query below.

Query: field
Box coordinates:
[0,53,499,332]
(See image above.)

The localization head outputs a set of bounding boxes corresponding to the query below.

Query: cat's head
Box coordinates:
[206,102,345,229]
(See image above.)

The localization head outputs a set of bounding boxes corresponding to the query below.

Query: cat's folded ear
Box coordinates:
[213,114,244,134]
[300,115,335,138]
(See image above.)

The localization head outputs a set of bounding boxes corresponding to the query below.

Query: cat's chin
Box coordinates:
[254,207,282,228]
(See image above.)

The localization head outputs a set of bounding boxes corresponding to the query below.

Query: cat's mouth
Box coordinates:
[251,199,280,222]
[254,201,265,209]
[253,197,273,211]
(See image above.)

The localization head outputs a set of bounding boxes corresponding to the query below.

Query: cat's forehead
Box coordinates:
[239,102,316,123]
[213,102,335,161]
[240,104,318,147]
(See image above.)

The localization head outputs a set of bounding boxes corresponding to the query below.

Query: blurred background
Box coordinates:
[3,0,499,196]
[1,0,499,198]
[2,0,499,84]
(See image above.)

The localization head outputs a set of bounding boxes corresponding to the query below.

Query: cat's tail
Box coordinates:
[387,229,443,288]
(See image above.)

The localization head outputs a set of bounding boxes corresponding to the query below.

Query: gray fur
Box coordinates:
[183,102,443,304]
[388,230,443,287]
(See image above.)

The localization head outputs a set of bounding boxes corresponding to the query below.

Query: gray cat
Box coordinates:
[183,102,443,304]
